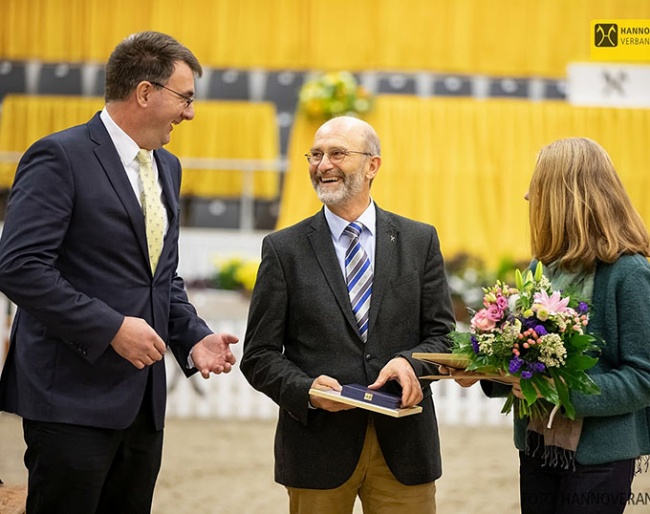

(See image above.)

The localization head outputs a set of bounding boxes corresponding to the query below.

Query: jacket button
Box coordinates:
[365,353,372,362]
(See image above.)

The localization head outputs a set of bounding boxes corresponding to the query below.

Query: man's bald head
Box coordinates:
[315,116,381,157]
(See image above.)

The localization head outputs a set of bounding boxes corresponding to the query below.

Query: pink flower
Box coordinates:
[471,309,497,332]
[534,289,570,314]
[496,295,508,310]
[486,303,504,321]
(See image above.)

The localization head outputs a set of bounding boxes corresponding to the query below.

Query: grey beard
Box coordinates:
[315,186,346,206]
[312,173,365,207]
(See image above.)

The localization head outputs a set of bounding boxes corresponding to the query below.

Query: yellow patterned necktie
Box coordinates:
[136,149,165,273]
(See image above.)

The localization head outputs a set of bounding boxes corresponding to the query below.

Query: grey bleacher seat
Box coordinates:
[276,111,294,156]
[488,78,529,98]
[0,61,27,101]
[261,71,305,156]
[376,73,417,94]
[543,79,567,100]
[262,71,304,112]
[206,68,251,100]
[92,66,106,97]
[38,63,83,95]
[254,199,280,230]
[432,75,473,97]
[187,197,240,229]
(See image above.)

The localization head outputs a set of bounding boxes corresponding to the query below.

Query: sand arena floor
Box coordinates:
[3,413,650,513]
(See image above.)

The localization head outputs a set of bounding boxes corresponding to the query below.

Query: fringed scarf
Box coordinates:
[636,455,650,475]
[524,262,594,470]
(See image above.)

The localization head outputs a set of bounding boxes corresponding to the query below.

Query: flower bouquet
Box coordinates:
[449,262,601,422]
[298,71,373,120]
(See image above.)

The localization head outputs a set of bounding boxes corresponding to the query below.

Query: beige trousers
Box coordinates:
[287,420,436,514]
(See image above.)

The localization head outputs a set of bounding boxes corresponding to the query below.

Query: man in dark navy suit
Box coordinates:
[0,31,238,514]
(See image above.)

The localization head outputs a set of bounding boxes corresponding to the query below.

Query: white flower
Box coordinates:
[537,333,567,368]
[507,293,520,312]
[538,275,552,291]
[501,318,522,344]
[477,334,496,356]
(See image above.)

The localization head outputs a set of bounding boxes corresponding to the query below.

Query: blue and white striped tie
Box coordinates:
[344,222,373,342]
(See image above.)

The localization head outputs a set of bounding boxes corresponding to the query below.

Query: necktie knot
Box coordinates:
[136,149,152,167]
[344,222,363,240]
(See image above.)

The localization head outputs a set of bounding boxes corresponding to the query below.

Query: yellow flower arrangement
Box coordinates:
[189,256,260,293]
[231,258,259,292]
[298,71,373,120]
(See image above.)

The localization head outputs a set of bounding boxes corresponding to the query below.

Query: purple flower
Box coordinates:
[577,302,589,314]
[471,335,479,354]
[534,325,548,336]
[521,317,537,330]
[521,370,533,379]
[532,362,546,373]
[509,356,523,373]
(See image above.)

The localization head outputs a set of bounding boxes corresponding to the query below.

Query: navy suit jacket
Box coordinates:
[0,113,212,430]
[240,207,456,488]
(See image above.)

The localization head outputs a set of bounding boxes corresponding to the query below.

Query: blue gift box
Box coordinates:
[341,384,402,409]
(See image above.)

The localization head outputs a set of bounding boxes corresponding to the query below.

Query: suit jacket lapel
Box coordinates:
[153,150,179,230]
[367,207,397,340]
[88,114,150,269]
[308,210,360,335]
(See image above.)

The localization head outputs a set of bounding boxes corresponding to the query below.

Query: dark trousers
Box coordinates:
[22,401,163,514]
[519,445,635,514]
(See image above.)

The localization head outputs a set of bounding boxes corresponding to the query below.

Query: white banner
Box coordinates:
[567,62,650,108]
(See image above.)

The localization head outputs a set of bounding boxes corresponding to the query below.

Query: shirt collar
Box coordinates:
[100,108,148,167]
[324,200,377,242]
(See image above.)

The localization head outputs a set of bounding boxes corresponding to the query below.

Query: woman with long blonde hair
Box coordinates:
[452,137,650,514]
[513,137,650,514]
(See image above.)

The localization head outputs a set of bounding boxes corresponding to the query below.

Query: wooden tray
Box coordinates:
[414,353,515,383]
[308,389,422,418]
[412,353,471,369]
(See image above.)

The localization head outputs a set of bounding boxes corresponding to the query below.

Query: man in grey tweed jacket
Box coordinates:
[241,116,455,514]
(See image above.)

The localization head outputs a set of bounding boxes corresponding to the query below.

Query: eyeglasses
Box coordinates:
[150,81,194,108]
[304,149,372,165]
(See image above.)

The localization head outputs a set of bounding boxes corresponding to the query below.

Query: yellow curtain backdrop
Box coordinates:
[1,0,648,76]
[278,96,650,267]
[0,95,104,186]
[165,101,279,198]
[0,96,280,198]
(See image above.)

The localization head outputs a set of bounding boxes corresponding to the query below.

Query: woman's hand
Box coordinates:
[438,365,480,387]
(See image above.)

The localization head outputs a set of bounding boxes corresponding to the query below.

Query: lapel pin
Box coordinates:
[390,234,396,242]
